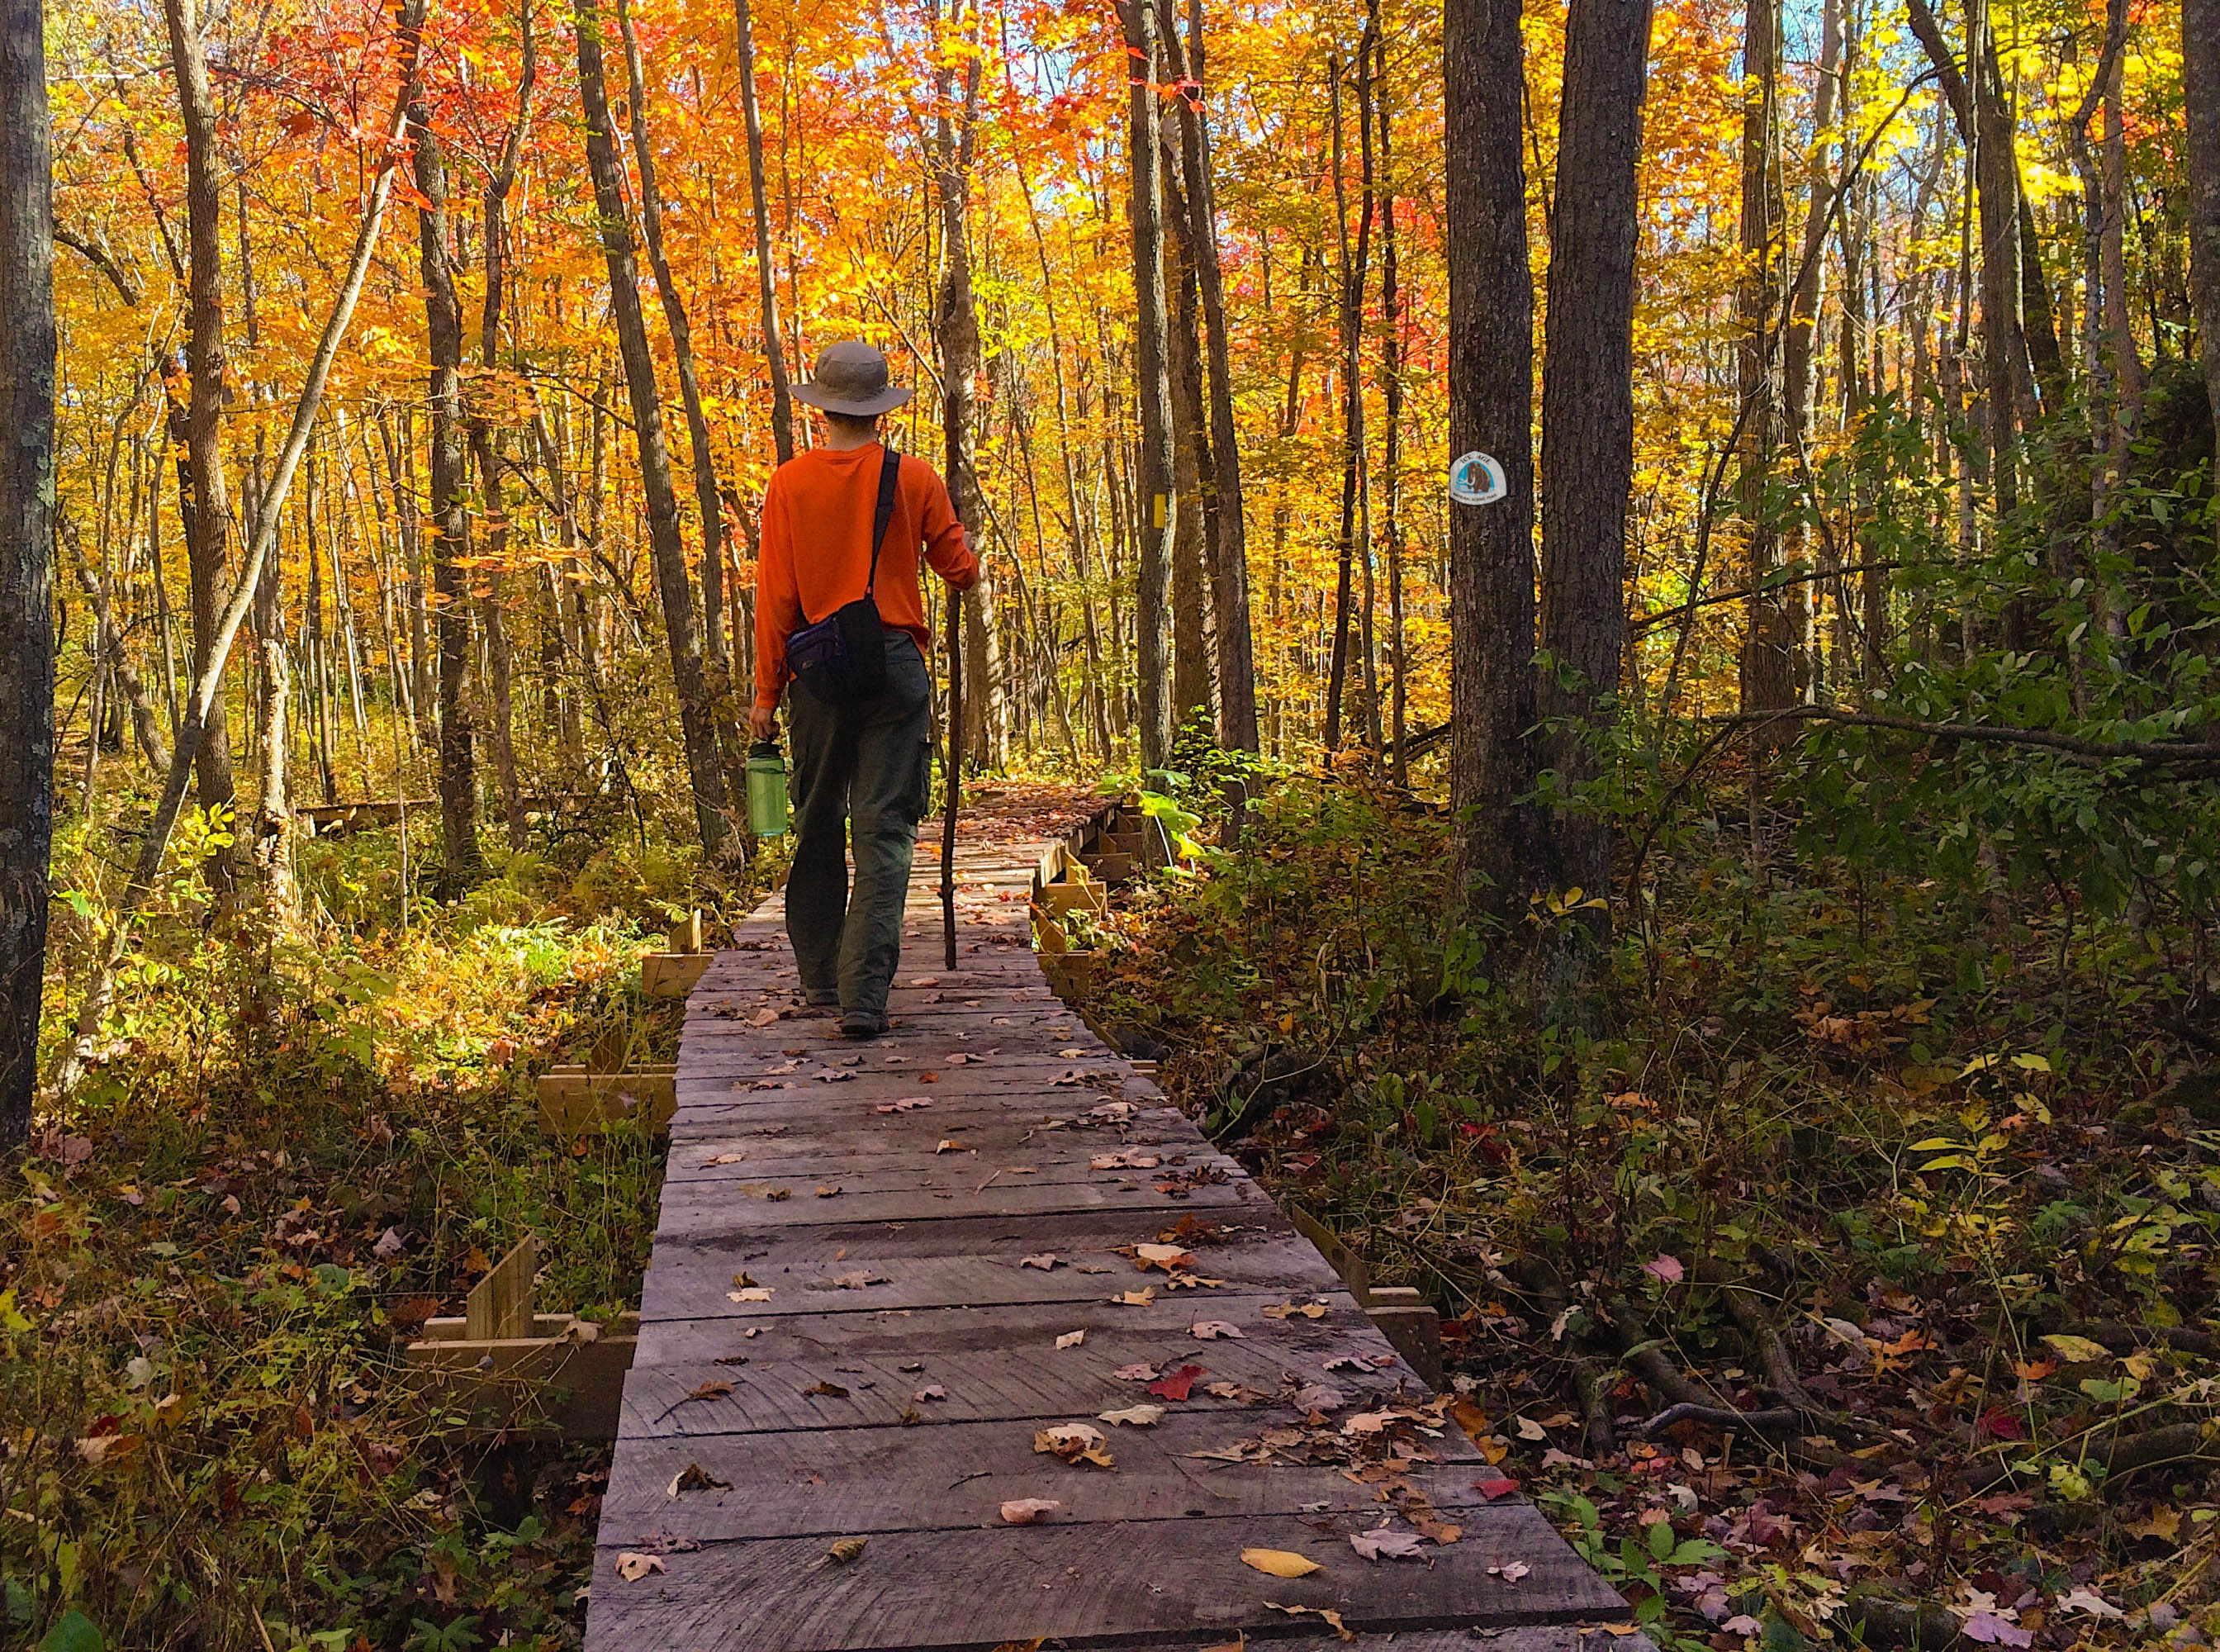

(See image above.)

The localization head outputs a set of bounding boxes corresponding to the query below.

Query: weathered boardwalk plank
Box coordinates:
[582,812,1638,1652]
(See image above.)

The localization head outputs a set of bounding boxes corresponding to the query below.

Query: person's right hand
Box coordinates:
[751,705,777,743]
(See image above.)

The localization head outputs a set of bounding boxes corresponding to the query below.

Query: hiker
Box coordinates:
[752,340,980,1038]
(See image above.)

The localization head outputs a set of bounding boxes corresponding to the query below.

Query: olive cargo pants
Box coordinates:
[784,629,935,1018]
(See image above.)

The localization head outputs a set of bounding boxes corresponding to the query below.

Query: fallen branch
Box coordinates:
[1707,704,2220,769]
[1843,1589,1962,1651]
[1643,1401,1802,1437]
[1956,1418,2220,1498]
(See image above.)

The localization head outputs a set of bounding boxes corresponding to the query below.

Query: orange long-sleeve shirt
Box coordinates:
[754,443,979,710]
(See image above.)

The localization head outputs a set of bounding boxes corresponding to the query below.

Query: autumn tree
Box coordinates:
[1445,0,1540,912]
[0,0,52,1150]
[1538,0,1653,914]
[576,0,733,858]
[2189,0,2220,469]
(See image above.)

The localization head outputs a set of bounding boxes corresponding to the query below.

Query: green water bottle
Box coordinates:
[746,741,790,838]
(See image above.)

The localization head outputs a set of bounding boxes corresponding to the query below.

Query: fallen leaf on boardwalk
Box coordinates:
[1264,1603,1353,1641]
[875,1098,932,1113]
[815,1184,842,1198]
[1292,1384,1345,1412]
[1022,1253,1059,1270]
[1473,1477,1519,1500]
[1190,1319,1245,1340]
[1091,1151,1160,1170]
[1116,1361,1160,1381]
[1264,1299,1327,1320]
[1150,1364,1205,1400]
[908,977,941,987]
[935,1140,970,1154]
[913,1384,946,1402]
[1350,1528,1428,1561]
[1488,1560,1530,1582]
[614,1553,666,1582]
[699,1152,746,1167]
[676,1379,733,1405]
[1164,1271,1226,1290]
[999,1498,1062,1525]
[814,1070,856,1084]
[943,1052,979,1065]
[989,1640,1047,1652]
[1134,1242,1194,1270]
[747,1009,780,1027]
[728,1287,773,1302]
[1199,1640,1245,1652]
[1033,1422,1115,1467]
[667,1463,732,1495]
[1056,1329,1086,1349]
[1240,1548,1321,1578]
[831,1272,884,1289]
[1343,1412,1391,1436]
[1113,1288,1156,1307]
[826,1536,867,1564]
[1098,1403,1165,1426]
[804,1379,851,1398]
[1059,1048,1089,1058]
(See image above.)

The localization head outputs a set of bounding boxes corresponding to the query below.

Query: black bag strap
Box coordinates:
[863,444,901,600]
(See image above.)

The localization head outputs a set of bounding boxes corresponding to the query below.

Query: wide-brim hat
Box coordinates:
[791,339,913,417]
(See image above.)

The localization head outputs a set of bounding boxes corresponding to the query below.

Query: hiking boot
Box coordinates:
[838,1009,889,1039]
[800,986,841,1009]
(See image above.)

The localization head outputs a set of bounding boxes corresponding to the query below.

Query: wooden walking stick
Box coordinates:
[941,588,961,971]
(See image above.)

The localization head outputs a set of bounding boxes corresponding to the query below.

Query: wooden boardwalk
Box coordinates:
[584,816,1635,1651]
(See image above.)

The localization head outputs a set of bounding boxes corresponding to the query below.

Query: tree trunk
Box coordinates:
[1160,120,1217,736]
[0,0,54,1147]
[2187,0,2220,469]
[1377,57,1408,786]
[1157,0,1255,752]
[1445,0,1541,909]
[1324,36,1375,754]
[618,0,747,811]
[164,0,238,891]
[1539,0,1652,914]
[410,64,483,895]
[472,0,535,851]
[575,0,732,857]
[250,519,295,923]
[1735,0,1791,714]
[734,0,795,465]
[1118,0,1176,770]
[928,0,997,771]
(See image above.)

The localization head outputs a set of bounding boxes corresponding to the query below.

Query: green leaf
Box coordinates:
[0,1289,29,1334]
[1647,1517,1677,1561]
[38,1610,106,1652]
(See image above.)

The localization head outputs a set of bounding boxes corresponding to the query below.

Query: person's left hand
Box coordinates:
[750,705,776,743]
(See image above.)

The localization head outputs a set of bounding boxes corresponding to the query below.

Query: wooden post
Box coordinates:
[942,587,961,971]
[466,1234,538,1341]
[668,909,703,953]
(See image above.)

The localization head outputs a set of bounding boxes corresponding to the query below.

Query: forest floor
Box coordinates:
[1073,767,2220,1652]
[0,782,1109,1652]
